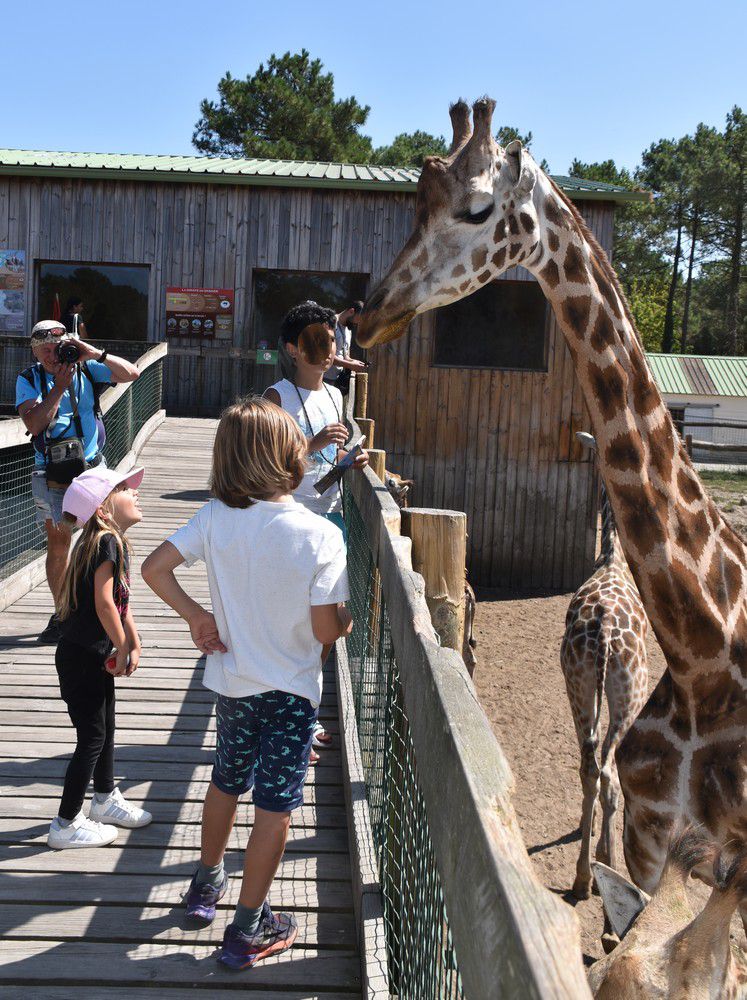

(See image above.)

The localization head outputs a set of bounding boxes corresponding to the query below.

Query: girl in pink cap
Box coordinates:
[47,465,153,849]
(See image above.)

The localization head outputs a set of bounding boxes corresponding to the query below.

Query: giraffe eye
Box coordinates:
[459,204,494,225]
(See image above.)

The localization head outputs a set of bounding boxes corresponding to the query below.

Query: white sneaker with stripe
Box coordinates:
[89,787,152,829]
[47,812,118,849]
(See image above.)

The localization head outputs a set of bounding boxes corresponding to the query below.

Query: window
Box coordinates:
[433,279,549,370]
[252,269,368,353]
[38,263,150,341]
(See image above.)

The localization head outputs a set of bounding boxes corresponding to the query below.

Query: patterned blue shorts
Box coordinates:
[212,690,318,812]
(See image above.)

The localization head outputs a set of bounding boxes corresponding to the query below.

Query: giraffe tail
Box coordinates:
[591,617,613,743]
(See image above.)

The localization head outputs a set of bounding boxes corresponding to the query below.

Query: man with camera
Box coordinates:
[16,320,140,643]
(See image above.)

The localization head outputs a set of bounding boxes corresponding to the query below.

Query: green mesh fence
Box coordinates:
[0,357,163,581]
[343,485,464,1000]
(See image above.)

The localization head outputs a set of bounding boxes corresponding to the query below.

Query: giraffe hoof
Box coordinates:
[572,878,592,901]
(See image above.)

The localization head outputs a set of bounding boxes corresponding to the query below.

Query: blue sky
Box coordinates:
[3,0,745,174]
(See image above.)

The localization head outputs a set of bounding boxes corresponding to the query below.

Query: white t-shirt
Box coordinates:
[168,497,349,707]
[268,378,344,516]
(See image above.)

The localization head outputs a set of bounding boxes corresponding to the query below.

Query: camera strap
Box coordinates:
[38,364,85,443]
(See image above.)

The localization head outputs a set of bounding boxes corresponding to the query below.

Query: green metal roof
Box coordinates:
[0,148,647,203]
[646,353,747,397]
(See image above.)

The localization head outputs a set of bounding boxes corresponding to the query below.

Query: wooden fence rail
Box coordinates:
[344,374,590,999]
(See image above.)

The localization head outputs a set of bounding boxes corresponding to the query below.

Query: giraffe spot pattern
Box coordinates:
[617,726,683,801]
[730,608,747,678]
[591,255,621,319]
[605,431,644,473]
[492,247,507,270]
[616,482,668,557]
[541,259,560,288]
[691,671,747,737]
[471,247,488,270]
[509,242,523,261]
[412,247,428,271]
[704,546,744,619]
[587,360,626,420]
[645,671,691,740]
[520,211,535,233]
[647,420,675,485]
[590,309,616,352]
[562,295,592,336]
[477,270,492,283]
[547,229,560,253]
[508,214,520,236]
[690,739,745,831]
[493,219,507,243]
[545,197,564,226]
[451,263,466,278]
[563,242,589,284]
[399,267,412,284]
[673,503,710,564]
[677,467,702,505]
[630,351,661,417]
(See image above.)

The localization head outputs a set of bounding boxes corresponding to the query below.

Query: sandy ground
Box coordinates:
[472,587,666,963]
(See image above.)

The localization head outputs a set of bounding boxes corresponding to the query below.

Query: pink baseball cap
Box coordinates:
[62,466,144,526]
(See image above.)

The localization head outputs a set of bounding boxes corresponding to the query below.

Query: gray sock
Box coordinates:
[57,816,73,828]
[233,901,264,936]
[93,791,110,805]
[196,859,225,888]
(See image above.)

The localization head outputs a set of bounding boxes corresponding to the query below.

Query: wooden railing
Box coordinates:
[341,373,590,999]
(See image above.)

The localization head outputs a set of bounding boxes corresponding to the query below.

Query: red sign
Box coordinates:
[165,287,234,339]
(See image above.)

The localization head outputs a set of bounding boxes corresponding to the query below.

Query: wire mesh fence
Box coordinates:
[0,356,164,581]
[343,484,464,1000]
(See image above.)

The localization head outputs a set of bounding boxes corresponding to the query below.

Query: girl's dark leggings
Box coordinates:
[55,641,116,820]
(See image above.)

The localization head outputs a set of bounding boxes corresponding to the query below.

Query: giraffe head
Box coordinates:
[358,97,543,347]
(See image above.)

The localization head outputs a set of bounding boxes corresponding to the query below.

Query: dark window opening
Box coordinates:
[38,263,149,342]
[251,269,368,357]
[433,279,549,370]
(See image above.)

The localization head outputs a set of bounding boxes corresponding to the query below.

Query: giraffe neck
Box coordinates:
[527,174,747,682]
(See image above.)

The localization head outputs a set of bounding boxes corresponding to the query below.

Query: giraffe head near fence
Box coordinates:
[358,97,542,348]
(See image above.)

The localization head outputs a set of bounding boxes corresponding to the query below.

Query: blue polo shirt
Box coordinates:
[16,361,112,468]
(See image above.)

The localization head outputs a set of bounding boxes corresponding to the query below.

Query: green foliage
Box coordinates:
[373,131,448,167]
[193,49,373,162]
[571,110,746,358]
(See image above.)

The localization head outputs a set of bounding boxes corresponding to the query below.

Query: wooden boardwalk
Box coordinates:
[0,418,362,998]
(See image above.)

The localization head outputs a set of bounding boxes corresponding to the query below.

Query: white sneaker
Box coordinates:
[89,787,152,829]
[48,812,118,849]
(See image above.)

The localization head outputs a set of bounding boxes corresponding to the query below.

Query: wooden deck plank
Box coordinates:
[0,417,361,997]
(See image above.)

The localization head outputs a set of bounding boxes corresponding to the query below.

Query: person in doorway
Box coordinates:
[62,297,88,339]
[15,320,140,643]
[264,302,368,754]
[48,466,152,849]
[141,397,353,970]
[323,300,367,393]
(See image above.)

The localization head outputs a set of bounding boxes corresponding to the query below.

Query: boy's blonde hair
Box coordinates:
[57,493,131,621]
[211,396,307,509]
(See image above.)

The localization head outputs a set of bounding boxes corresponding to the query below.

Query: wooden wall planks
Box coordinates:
[0,174,610,589]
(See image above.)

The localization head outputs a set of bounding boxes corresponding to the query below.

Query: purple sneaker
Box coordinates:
[184,870,228,923]
[219,902,298,970]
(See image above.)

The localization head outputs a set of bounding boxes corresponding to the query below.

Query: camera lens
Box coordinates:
[56,341,81,363]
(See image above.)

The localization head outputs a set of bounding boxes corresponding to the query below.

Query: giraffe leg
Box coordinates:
[596,738,622,871]
[573,735,600,900]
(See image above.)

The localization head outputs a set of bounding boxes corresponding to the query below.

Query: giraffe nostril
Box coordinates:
[364,287,388,314]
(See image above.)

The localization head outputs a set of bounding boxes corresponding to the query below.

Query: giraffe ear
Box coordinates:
[592,861,651,940]
[505,139,536,195]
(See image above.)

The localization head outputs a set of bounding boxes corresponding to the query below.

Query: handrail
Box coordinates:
[0,342,167,449]
[343,373,590,999]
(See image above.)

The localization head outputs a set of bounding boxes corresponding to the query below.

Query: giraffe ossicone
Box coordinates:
[358,98,747,918]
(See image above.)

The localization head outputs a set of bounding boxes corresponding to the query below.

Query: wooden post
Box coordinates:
[401,508,467,655]
[354,372,368,420]
[358,417,375,449]
[367,448,386,483]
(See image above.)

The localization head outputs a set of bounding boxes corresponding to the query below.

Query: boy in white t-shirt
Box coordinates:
[141,397,352,971]
[265,301,368,752]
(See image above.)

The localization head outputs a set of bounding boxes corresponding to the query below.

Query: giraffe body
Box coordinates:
[561,471,648,899]
[357,98,747,904]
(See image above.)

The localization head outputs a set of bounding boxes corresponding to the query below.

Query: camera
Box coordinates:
[55,339,81,364]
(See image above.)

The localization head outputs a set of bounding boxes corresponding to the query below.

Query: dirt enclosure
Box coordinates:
[472,588,666,963]
[471,477,747,964]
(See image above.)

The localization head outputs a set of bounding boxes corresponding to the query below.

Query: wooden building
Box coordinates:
[0,148,644,589]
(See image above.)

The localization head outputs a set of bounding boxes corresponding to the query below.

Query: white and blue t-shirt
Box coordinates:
[268,378,344,516]
[15,361,112,467]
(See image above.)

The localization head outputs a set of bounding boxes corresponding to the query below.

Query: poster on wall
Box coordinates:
[0,250,26,334]
[165,287,234,339]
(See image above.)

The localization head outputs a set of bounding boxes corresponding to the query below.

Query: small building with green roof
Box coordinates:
[0,146,647,590]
